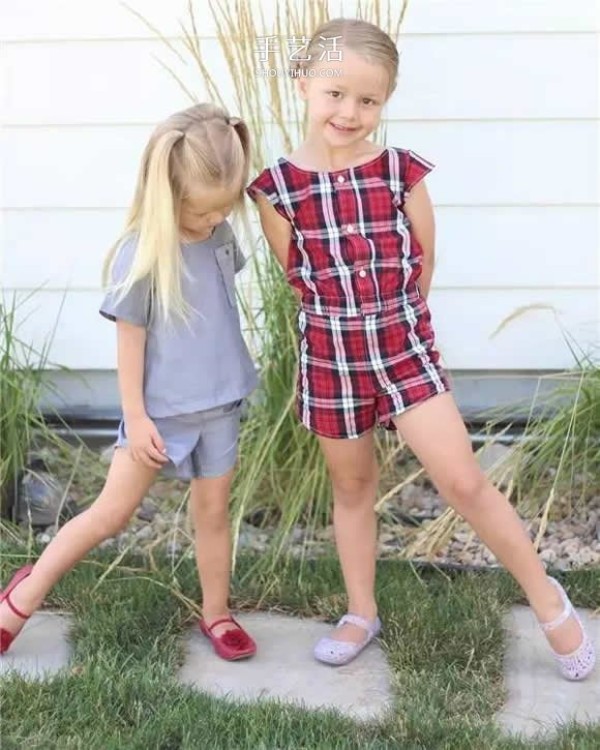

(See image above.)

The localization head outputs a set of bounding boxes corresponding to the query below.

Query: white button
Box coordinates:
[337,175,345,183]
[345,224,355,234]
[358,269,367,278]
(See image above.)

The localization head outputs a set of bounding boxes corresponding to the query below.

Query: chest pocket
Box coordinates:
[215,243,237,307]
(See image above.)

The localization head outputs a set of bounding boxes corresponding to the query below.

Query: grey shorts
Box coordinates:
[116,400,243,480]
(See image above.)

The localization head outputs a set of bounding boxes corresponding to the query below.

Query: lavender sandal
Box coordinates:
[314,613,382,666]
[539,577,596,681]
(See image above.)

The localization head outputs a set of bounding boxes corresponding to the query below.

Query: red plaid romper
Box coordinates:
[247,146,450,439]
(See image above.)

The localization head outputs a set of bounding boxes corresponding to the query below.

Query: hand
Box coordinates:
[124,414,169,469]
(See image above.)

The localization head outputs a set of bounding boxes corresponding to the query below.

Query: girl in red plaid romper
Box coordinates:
[247,19,595,676]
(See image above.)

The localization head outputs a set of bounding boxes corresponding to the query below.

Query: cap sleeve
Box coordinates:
[403,149,434,193]
[246,167,291,221]
[99,235,151,327]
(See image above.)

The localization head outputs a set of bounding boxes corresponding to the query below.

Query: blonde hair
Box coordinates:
[294,18,399,97]
[103,103,251,322]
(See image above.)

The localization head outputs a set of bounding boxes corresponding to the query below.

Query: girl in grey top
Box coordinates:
[0,104,260,662]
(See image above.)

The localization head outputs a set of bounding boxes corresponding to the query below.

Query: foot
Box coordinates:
[327,618,377,645]
[535,577,596,681]
[201,612,238,639]
[314,613,381,666]
[199,613,256,661]
[0,564,34,654]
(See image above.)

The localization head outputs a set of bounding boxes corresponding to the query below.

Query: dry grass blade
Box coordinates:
[374,465,425,512]
[403,507,462,560]
[122,2,187,63]
[490,303,557,339]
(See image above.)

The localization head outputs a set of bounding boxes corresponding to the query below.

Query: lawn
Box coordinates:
[1,549,599,749]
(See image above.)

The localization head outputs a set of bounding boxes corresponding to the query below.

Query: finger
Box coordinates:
[150,429,167,455]
[146,444,169,464]
[140,451,162,469]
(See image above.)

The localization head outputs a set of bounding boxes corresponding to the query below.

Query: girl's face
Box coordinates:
[298,48,390,149]
[179,183,241,241]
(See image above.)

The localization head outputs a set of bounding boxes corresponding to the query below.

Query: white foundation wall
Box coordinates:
[1,1,599,414]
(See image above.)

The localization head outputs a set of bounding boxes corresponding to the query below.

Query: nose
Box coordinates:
[339,98,358,120]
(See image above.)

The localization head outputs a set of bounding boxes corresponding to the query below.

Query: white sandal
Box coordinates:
[539,577,596,681]
[313,613,382,666]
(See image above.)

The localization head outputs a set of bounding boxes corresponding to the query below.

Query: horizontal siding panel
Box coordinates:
[3,34,596,125]
[402,0,599,34]
[429,288,599,370]
[1,0,596,41]
[3,121,597,209]
[3,206,598,290]
[434,206,599,288]
[11,287,598,371]
[3,209,127,289]
[3,40,211,126]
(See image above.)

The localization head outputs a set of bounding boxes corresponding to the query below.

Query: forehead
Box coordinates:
[310,49,390,96]
[183,184,240,212]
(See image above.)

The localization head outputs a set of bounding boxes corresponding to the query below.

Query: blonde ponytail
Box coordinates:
[103,103,251,323]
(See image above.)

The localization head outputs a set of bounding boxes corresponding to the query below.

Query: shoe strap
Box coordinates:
[338,613,376,635]
[540,578,573,633]
[205,616,238,634]
[4,592,29,620]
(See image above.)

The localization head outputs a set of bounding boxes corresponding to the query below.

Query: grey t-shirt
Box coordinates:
[100,221,258,418]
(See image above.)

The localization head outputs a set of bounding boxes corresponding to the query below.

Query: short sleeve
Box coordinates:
[99,235,151,327]
[246,168,290,221]
[403,149,435,193]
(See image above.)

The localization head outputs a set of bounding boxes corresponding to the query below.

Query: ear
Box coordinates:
[296,75,310,100]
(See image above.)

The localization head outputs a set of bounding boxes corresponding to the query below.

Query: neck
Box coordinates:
[299,134,377,171]
[180,227,214,244]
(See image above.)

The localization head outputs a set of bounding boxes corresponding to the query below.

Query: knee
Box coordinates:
[86,507,131,541]
[194,495,229,530]
[442,471,489,513]
[332,470,379,508]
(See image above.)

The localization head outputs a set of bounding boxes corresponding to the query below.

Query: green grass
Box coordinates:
[1,550,599,749]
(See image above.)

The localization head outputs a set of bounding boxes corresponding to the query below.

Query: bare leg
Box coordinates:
[318,430,379,643]
[189,469,236,637]
[0,448,157,637]
[393,393,582,654]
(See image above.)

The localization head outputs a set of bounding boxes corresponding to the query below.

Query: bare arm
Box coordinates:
[404,180,435,300]
[253,195,302,302]
[116,319,147,420]
[254,195,293,271]
[116,319,167,467]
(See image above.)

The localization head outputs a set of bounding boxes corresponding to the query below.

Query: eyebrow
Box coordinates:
[325,84,383,97]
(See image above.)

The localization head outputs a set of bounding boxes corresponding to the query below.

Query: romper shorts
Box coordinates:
[116,399,243,479]
[296,298,450,440]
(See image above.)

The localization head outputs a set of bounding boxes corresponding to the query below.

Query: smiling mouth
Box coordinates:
[330,122,358,132]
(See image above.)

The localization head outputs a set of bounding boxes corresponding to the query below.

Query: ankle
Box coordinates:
[202,608,230,624]
[347,603,378,621]
[5,579,41,615]
[529,578,564,621]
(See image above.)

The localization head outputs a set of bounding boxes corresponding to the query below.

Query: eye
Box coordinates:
[362,98,377,106]
[328,90,342,98]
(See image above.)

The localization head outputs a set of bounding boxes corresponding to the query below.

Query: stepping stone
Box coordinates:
[0,612,72,680]
[178,612,393,722]
[497,605,600,739]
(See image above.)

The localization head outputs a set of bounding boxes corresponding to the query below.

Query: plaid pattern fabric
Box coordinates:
[297,297,449,438]
[247,146,450,438]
